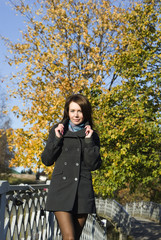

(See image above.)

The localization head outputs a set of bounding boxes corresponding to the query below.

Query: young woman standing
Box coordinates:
[41,94,102,240]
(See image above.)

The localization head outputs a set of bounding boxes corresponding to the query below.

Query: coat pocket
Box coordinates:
[79,172,94,199]
[50,170,63,192]
[80,172,92,181]
[52,169,63,177]
[51,169,63,183]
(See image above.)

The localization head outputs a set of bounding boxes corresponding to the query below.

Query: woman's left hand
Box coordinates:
[85,125,93,138]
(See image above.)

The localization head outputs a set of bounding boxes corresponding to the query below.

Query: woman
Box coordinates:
[41,94,102,240]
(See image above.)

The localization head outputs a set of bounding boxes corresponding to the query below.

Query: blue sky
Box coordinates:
[0,0,28,172]
[0,0,24,78]
[0,0,26,129]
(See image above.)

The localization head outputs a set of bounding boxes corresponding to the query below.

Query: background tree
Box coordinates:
[93,82,161,198]
[93,0,161,198]
[4,0,161,199]
[0,88,13,174]
[6,0,123,173]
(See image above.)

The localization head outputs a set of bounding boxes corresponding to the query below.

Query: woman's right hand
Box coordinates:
[55,124,64,138]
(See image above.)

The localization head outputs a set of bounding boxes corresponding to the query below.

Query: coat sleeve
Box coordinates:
[83,131,102,171]
[41,125,63,166]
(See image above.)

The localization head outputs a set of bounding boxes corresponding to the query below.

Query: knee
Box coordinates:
[63,234,75,240]
[63,236,75,240]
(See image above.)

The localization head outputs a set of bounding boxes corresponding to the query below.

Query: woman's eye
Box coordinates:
[70,109,82,113]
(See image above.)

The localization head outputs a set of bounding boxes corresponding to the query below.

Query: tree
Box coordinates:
[92,0,161,197]
[93,81,161,198]
[112,0,161,82]
[4,0,161,198]
[5,0,123,173]
[0,89,13,174]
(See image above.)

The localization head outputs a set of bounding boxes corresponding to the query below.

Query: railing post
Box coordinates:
[132,202,135,216]
[119,232,127,240]
[111,200,114,218]
[140,201,143,217]
[0,181,9,240]
[92,215,95,240]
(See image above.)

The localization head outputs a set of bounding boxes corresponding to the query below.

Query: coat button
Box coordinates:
[62,176,67,180]
[75,163,79,166]
[64,162,67,165]
[77,148,80,152]
[74,178,78,181]
[65,148,68,151]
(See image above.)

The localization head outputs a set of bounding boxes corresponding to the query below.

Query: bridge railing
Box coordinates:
[125,201,161,223]
[0,181,106,240]
[96,198,131,236]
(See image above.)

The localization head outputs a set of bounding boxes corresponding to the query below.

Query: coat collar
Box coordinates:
[64,129,86,138]
[62,119,88,138]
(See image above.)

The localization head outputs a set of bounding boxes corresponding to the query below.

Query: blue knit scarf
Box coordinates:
[68,120,85,132]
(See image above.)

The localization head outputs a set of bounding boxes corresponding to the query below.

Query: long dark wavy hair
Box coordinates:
[62,94,93,128]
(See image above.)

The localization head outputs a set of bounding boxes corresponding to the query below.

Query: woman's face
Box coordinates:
[68,101,84,125]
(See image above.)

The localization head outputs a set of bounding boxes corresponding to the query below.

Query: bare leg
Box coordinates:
[54,211,75,240]
[73,214,88,240]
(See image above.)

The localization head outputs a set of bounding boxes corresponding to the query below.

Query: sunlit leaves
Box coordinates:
[5,0,161,194]
[93,78,161,197]
[6,0,123,173]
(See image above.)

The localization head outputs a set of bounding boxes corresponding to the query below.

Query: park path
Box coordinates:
[130,217,161,240]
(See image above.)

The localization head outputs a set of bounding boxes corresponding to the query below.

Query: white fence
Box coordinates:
[0,181,106,240]
[96,198,131,236]
[125,201,161,223]
[3,181,159,240]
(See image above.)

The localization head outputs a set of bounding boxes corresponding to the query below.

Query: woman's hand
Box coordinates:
[55,124,64,138]
[85,125,93,138]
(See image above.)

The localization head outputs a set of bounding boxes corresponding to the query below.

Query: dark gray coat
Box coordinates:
[41,120,102,213]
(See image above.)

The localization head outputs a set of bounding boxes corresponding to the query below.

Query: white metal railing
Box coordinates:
[0,181,106,240]
[3,181,159,239]
[96,198,131,236]
[125,201,161,223]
